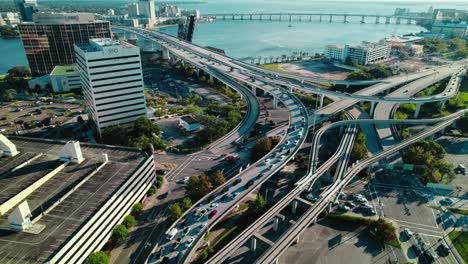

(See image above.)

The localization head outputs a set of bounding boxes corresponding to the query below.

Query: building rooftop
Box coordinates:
[29,12,104,25]
[180,115,199,125]
[50,65,78,76]
[386,36,424,43]
[0,136,148,263]
[326,44,344,49]
[76,38,137,53]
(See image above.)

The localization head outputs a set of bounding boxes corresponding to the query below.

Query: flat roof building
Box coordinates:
[74,38,147,135]
[50,64,82,93]
[18,13,111,76]
[324,42,390,65]
[179,115,200,132]
[0,136,156,264]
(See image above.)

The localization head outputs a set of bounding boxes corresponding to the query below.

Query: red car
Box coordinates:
[208,209,218,219]
[224,155,239,162]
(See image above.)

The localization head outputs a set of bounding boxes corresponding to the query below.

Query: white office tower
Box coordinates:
[139,0,156,23]
[74,38,146,135]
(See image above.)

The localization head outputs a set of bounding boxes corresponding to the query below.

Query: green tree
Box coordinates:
[147,185,157,196]
[131,203,144,217]
[86,251,109,264]
[350,133,368,161]
[185,104,202,115]
[186,174,213,201]
[123,215,136,228]
[181,197,193,211]
[7,66,31,78]
[210,170,225,188]
[133,117,160,137]
[168,203,183,221]
[0,88,17,102]
[154,109,167,117]
[248,193,267,217]
[111,224,128,244]
[251,137,273,162]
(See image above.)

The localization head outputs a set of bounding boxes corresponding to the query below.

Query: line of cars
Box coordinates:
[406,229,449,263]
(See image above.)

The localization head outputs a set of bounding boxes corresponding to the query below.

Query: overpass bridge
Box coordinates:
[207,110,467,264]
[113,26,467,264]
[203,12,428,25]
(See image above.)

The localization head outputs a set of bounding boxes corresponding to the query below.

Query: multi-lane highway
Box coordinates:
[113,26,467,264]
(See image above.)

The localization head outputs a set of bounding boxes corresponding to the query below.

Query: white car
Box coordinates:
[264,158,272,165]
[185,237,195,248]
[360,203,373,210]
[178,177,190,184]
[279,155,286,161]
[208,203,218,211]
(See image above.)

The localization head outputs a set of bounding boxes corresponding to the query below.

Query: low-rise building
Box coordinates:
[324,45,346,61]
[50,64,82,93]
[179,115,200,132]
[431,22,468,39]
[344,43,390,65]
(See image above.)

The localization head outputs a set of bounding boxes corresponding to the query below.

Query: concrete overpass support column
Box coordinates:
[375,16,380,24]
[309,15,312,22]
[289,86,293,93]
[289,15,292,22]
[223,15,226,20]
[329,15,333,23]
[180,60,185,67]
[292,200,298,214]
[259,15,262,20]
[209,75,214,83]
[195,68,200,77]
[343,15,347,23]
[385,17,390,24]
[250,14,252,20]
[370,101,376,117]
[346,84,350,89]
[279,15,282,21]
[361,16,365,23]
[439,100,447,111]
[232,15,235,20]
[319,15,322,22]
[161,47,170,60]
[250,237,257,251]
[273,96,278,109]
[294,235,300,244]
[413,103,422,119]
[273,217,279,232]
[270,15,272,21]
[252,86,257,95]
[319,95,324,108]
[241,15,244,20]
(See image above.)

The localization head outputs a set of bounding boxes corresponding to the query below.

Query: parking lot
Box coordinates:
[0,100,82,136]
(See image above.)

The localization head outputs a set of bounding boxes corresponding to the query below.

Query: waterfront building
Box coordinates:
[128,3,140,17]
[0,136,156,264]
[432,9,468,23]
[324,45,346,61]
[431,22,468,39]
[18,13,111,76]
[1,12,21,25]
[15,0,37,22]
[344,43,390,65]
[74,38,147,135]
[139,0,156,23]
[324,42,390,65]
[50,65,82,93]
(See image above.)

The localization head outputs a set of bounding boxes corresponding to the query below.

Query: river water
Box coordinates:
[1,0,466,74]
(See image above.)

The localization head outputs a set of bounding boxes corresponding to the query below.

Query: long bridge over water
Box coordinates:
[203,12,429,25]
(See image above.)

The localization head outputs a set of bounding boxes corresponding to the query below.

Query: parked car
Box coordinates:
[337,204,350,212]
[233,178,242,185]
[208,203,218,211]
[181,227,191,237]
[440,198,455,205]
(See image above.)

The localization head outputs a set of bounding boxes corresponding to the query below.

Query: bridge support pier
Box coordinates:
[270,15,272,21]
[289,86,293,93]
[309,15,312,22]
[370,101,376,117]
[273,96,278,109]
[250,14,252,20]
[250,237,257,251]
[375,16,380,24]
[223,15,226,20]
[414,103,422,119]
[299,15,302,22]
[232,15,235,20]
[396,18,401,24]
[273,217,279,232]
[343,15,347,23]
[407,19,412,24]
[279,15,282,21]
[259,15,262,20]
[319,95,324,108]
[385,17,390,24]
[161,47,170,60]
[361,16,365,23]
[209,75,214,83]
[319,15,322,22]
[292,200,298,214]
[439,100,447,111]
[329,15,333,23]
[241,15,244,20]
[289,15,292,22]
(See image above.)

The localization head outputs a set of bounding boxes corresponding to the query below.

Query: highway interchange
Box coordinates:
[115,26,467,264]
